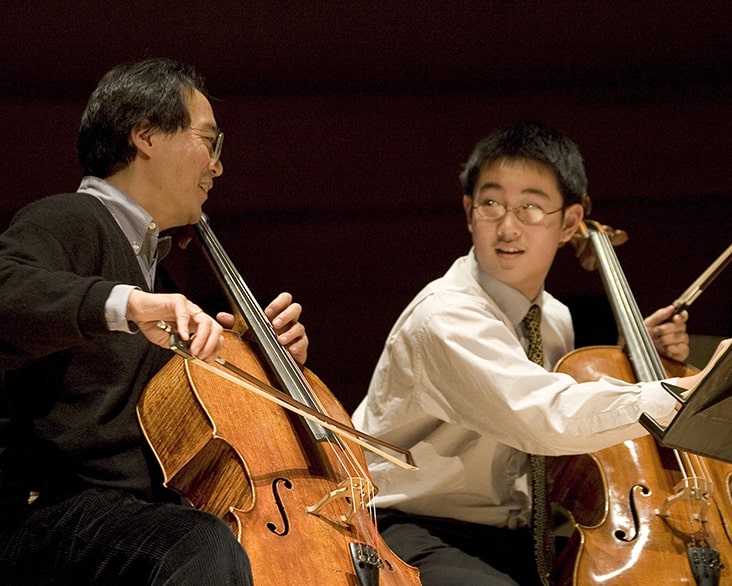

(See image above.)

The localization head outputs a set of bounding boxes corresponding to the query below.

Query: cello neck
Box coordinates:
[194,213,333,442]
[582,221,666,382]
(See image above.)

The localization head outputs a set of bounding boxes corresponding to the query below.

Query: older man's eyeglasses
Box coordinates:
[189,127,224,162]
[472,200,564,225]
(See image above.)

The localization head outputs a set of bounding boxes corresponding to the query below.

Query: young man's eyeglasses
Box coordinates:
[472,200,564,225]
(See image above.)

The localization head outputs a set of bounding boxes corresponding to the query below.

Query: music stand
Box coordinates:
[640,342,732,464]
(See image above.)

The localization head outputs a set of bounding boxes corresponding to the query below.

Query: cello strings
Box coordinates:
[687,452,721,550]
[591,223,724,558]
[591,224,664,378]
[194,215,392,555]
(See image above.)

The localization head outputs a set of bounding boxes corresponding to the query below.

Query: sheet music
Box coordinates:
[681,339,732,405]
[640,338,732,463]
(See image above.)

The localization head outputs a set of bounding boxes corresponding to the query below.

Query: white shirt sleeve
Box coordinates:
[403,292,678,455]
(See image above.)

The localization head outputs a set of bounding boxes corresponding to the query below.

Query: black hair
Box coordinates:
[77,58,207,177]
[459,120,587,207]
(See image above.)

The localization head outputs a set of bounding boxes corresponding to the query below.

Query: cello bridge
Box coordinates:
[306,477,375,525]
[658,477,713,521]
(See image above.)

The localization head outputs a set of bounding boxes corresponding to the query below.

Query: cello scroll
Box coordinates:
[569,219,628,272]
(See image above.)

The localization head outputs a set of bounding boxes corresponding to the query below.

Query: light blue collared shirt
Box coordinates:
[77,176,171,332]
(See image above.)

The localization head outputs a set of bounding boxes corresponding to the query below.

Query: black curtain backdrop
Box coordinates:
[2,2,731,410]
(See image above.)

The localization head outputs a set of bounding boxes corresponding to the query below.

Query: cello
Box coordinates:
[548,220,732,585]
[136,214,422,585]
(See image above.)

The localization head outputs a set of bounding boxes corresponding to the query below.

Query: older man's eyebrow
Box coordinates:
[194,122,220,133]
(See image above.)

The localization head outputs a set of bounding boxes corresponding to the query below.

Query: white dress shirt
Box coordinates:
[352,250,678,528]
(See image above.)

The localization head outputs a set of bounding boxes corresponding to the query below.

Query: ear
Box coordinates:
[462,194,474,233]
[130,122,155,159]
[558,202,584,245]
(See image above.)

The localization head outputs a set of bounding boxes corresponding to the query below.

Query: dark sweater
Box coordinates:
[0,193,174,500]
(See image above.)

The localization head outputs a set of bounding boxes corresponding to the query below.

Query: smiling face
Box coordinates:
[463,158,583,300]
[142,88,223,230]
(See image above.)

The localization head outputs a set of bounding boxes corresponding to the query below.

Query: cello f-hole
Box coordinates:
[138,214,423,585]
[265,477,293,536]
[614,484,652,542]
[712,499,732,544]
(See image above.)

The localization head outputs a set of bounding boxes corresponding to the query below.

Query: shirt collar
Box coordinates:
[468,247,544,330]
[77,176,170,262]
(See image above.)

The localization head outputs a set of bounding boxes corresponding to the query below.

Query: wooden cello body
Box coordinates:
[549,221,732,585]
[137,216,421,585]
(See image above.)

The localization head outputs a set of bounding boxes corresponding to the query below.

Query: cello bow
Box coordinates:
[672,241,732,313]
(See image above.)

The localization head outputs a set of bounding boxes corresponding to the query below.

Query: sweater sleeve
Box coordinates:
[0,195,128,367]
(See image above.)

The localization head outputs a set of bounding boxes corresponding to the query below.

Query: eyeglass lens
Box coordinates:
[212,132,223,161]
[475,202,547,224]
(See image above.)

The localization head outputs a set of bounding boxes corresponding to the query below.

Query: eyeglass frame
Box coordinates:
[471,200,565,225]
[188,126,224,162]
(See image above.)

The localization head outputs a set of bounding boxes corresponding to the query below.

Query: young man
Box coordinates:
[0,59,307,585]
[351,120,711,585]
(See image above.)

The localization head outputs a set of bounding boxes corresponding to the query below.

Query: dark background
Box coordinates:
[2,1,731,412]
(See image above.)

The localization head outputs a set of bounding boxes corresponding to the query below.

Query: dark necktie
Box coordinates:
[522,304,553,586]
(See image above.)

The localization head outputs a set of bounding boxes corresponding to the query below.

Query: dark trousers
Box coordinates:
[0,487,253,585]
[377,509,543,586]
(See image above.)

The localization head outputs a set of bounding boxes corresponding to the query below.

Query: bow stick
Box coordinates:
[158,321,417,471]
[673,242,732,313]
